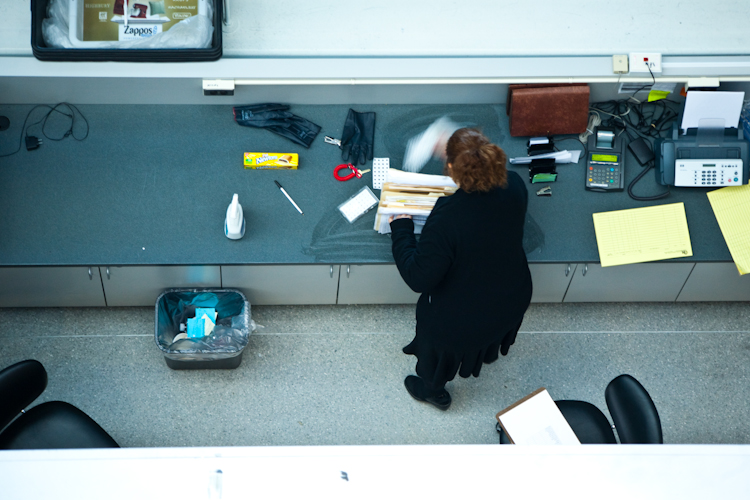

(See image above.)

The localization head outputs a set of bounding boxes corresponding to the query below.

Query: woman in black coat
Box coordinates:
[390,128,532,410]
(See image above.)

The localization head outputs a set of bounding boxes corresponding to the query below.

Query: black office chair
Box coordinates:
[497,374,663,444]
[0,360,119,450]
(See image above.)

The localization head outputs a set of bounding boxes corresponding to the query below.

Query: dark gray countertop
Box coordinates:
[0,103,732,266]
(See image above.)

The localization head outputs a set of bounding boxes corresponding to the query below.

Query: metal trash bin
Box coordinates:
[155,289,250,370]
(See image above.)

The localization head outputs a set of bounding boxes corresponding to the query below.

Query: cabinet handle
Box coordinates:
[565,264,571,277]
[347,265,350,278]
[106,267,111,280]
[88,267,93,280]
[582,264,588,276]
[329,265,333,278]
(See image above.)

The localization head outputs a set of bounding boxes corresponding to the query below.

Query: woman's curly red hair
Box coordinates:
[445,128,508,192]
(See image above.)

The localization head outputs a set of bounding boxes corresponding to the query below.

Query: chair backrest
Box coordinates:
[0,360,48,432]
[605,374,663,444]
[555,400,617,444]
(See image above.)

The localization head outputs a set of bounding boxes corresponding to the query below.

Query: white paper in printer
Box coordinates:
[79,0,201,41]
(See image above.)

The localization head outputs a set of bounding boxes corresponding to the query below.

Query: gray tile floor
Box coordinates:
[1,302,749,447]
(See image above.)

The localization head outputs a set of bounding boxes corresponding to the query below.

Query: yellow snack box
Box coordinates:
[244,153,299,170]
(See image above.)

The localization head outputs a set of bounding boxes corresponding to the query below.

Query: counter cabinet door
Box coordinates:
[336,264,419,305]
[563,262,695,302]
[0,266,106,307]
[101,266,221,307]
[529,263,577,303]
[677,262,750,301]
[221,265,340,305]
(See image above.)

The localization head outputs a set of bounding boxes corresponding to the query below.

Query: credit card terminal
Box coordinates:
[586,127,625,191]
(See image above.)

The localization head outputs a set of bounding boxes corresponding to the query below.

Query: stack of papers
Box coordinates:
[373,169,457,234]
[707,184,750,275]
[592,202,693,267]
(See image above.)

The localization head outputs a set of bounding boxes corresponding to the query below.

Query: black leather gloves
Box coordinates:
[340,109,375,165]
[233,103,321,148]
[234,105,375,158]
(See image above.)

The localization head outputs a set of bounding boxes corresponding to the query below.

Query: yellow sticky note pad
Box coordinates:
[593,202,693,267]
[707,184,750,275]
[648,90,670,102]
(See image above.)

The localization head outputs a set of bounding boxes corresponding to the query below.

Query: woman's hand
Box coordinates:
[389,214,413,223]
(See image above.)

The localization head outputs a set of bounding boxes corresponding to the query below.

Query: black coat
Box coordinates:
[390,171,532,386]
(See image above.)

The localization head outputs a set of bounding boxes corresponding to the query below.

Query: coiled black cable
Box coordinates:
[627,159,670,201]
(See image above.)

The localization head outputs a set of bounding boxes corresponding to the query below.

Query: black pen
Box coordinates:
[274,180,304,215]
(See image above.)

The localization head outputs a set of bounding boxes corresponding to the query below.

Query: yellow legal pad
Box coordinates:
[707,184,750,275]
[592,202,693,267]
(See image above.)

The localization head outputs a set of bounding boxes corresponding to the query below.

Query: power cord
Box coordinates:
[0,103,89,158]
[627,61,657,103]
[553,136,587,162]
[627,159,670,201]
[587,97,678,201]
[579,111,601,143]
[625,136,670,201]
[590,98,679,142]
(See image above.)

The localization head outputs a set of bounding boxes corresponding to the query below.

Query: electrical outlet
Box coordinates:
[612,55,628,74]
[629,53,662,75]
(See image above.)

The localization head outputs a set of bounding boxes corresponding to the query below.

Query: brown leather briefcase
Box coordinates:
[506,84,590,137]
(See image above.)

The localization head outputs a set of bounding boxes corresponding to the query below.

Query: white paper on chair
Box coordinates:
[496,388,581,445]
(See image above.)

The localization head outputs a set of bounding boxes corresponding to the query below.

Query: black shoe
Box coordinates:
[404,375,451,411]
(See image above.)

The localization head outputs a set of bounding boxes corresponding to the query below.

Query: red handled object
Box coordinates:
[333,163,371,181]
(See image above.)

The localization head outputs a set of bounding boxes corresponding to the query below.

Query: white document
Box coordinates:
[386,168,457,188]
[375,208,431,234]
[496,388,581,445]
[509,150,582,165]
[681,91,745,133]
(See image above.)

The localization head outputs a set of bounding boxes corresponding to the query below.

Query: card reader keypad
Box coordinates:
[585,131,625,191]
[587,165,621,189]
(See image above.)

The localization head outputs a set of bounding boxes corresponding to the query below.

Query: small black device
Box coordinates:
[585,127,625,191]
[628,137,655,166]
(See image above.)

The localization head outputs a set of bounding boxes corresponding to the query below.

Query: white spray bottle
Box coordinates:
[224,193,245,240]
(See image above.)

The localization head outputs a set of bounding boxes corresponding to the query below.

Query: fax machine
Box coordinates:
[655,122,749,187]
